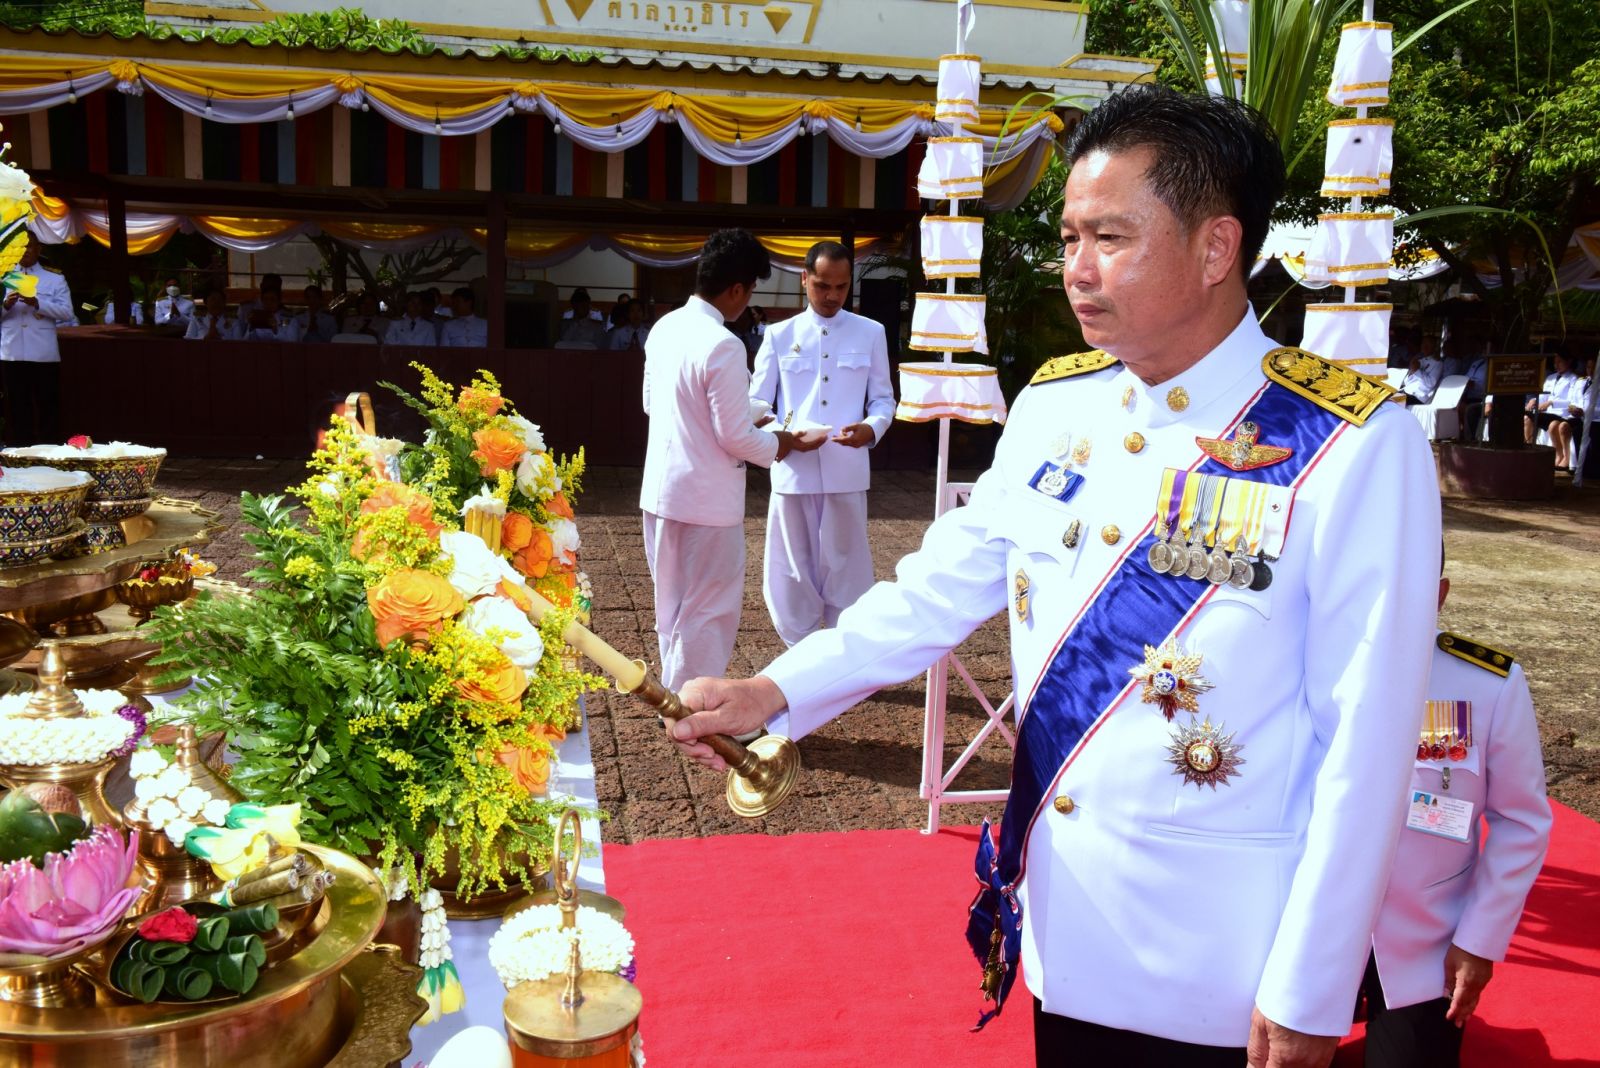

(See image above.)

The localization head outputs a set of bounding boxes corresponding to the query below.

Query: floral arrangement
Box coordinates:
[0,688,145,766]
[0,821,140,958]
[487,903,636,989]
[143,367,600,904]
[0,130,38,300]
[126,548,217,588]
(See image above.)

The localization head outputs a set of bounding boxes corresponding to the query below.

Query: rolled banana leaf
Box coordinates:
[224,934,267,968]
[129,940,189,966]
[219,902,279,935]
[111,957,163,1003]
[192,916,229,953]
[162,964,214,1001]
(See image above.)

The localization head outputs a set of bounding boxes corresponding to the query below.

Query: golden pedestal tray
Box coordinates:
[0,499,223,694]
[0,846,423,1068]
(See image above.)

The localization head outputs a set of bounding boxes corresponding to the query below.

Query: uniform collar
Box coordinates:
[1112,308,1271,428]
[686,295,725,325]
[804,305,843,332]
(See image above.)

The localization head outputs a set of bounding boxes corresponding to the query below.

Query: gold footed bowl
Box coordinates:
[0,846,420,1068]
[429,845,549,920]
[0,940,106,1010]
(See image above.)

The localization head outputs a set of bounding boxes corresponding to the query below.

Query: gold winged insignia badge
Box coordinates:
[1194,421,1293,472]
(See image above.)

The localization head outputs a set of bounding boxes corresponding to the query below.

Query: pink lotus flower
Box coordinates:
[0,825,139,958]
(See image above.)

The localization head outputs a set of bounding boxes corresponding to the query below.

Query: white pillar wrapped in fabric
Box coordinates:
[1301,302,1392,375]
[920,215,984,279]
[1203,0,1249,96]
[910,292,988,354]
[895,362,1008,424]
[935,54,981,126]
[1321,118,1393,198]
[1306,211,1394,287]
[916,137,986,201]
[1328,21,1392,107]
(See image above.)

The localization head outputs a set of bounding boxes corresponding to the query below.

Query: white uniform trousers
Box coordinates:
[642,512,746,690]
[762,490,873,647]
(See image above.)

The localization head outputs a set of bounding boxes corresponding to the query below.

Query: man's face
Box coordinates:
[261,291,281,314]
[306,289,324,311]
[627,302,644,327]
[452,295,472,318]
[573,297,591,319]
[406,296,424,318]
[206,293,225,316]
[19,237,39,269]
[802,255,851,318]
[1060,147,1219,366]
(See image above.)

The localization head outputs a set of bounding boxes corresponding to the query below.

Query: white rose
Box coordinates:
[515,452,554,498]
[129,748,166,778]
[0,161,34,204]
[461,596,545,670]
[548,517,580,562]
[439,529,504,601]
[147,798,180,827]
[504,415,546,455]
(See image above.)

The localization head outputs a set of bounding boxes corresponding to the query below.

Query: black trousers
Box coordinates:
[0,359,60,447]
[1359,954,1464,1068]
[1033,999,1247,1067]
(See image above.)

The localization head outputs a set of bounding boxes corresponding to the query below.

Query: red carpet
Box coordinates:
[605,803,1600,1067]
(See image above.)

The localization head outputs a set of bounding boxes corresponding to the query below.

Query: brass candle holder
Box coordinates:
[503,810,640,1067]
[0,640,121,826]
[520,587,801,818]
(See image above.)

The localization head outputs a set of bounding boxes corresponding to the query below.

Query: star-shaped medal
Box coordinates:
[1129,638,1213,720]
[1165,716,1246,789]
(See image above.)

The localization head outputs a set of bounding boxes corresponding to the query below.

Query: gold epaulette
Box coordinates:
[1031,350,1118,385]
[1437,632,1515,678]
[1262,347,1394,426]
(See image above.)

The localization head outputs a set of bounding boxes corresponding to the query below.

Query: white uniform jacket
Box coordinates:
[440,314,488,347]
[763,311,1441,1046]
[293,309,338,343]
[750,307,895,495]
[1371,637,1551,1009]
[1,266,73,362]
[640,296,778,528]
[240,310,301,342]
[183,313,240,340]
[153,295,195,325]
[387,315,438,347]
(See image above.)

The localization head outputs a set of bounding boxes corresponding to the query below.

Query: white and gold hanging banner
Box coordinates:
[921,216,984,279]
[896,361,1008,424]
[1328,21,1392,107]
[910,292,989,354]
[917,137,986,201]
[1322,118,1393,198]
[1204,53,1244,98]
[1307,212,1394,287]
[1301,302,1392,373]
[1203,0,1249,96]
[935,54,982,127]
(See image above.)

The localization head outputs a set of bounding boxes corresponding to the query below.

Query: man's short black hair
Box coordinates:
[572,288,591,303]
[696,228,772,299]
[261,273,283,292]
[1064,85,1284,278]
[304,283,322,297]
[453,286,475,307]
[805,240,852,273]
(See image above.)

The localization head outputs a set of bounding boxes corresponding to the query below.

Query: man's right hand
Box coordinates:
[772,427,829,460]
[669,676,789,771]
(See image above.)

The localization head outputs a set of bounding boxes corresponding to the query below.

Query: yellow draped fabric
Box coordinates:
[138,63,332,102]
[190,216,304,241]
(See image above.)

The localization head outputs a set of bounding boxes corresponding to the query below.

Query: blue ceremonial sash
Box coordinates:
[966,379,1353,1027]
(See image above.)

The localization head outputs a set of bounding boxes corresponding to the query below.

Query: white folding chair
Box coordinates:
[1412,374,1468,440]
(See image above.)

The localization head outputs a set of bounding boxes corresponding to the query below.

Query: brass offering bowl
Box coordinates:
[0,522,86,569]
[0,939,109,1011]
[115,574,193,623]
[0,846,398,1068]
[82,496,155,524]
[0,448,166,504]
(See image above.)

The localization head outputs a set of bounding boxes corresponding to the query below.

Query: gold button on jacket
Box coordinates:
[1053,796,1076,815]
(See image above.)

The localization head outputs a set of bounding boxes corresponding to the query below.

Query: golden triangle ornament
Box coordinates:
[1128,638,1213,720]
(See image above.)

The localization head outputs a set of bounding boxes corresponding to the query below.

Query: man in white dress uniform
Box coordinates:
[668,87,1441,1067]
[388,292,440,347]
[1359,567,1550,1068]
[750,241,896,645]
[639,229,825,690]
[1,234,73,445]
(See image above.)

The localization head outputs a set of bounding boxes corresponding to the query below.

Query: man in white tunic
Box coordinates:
[639,229,825,691]
[1,235,73,444]
[439,288,488,348]
[387,292,439,347]
[152,278,195,327]
[750,241,895,645]
[667,87,1441,1067]
[1359,565,1550,1068]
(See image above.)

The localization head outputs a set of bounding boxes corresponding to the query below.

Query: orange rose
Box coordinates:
[502,511,534,553]
[512,527,554,580]
[498,578,533,613]
[492,742,551,795]
[456,654,528,706]
[546,494,574,520]
[471,428,525,476]
[458,387,504,419]
[367,569,465,647]
[360,483,442,540]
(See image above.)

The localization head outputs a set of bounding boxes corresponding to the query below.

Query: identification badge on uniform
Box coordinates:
[1028,461,1083,504]
[1405,790,1475,843]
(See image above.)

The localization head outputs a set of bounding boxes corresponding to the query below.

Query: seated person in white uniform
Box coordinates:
[152,278,195,327]
[558,288,609,348]
[101,298,144,325]
[439,287,488,348]
[239,288,302,342]
[1359,553,1550,1068]
[387,292,439,347]
[184,290,240,340]
[608,300,651,351]
[340,291,390,342]
[293,283,339,343]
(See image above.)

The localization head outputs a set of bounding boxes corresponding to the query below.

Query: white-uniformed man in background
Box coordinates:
[152,277,195,327]
[750,240,895,645]
[101,297,145,324]
[668,86,1441,1068]
[293,283,338,343]
[184,289,240,340]
[1359,558,1550,1068]
[1,234,72,444]
[639,228,826,692]
[388,291,439,347]
[439,287,487,348]
[239,288,301,342]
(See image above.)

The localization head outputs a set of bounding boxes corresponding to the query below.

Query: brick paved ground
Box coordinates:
[164,458,1600,842]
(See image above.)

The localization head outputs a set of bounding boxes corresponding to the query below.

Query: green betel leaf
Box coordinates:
[220,902,279,935]
[113,959,164,1004]
[193,916,229,953]
[226,934,268,968]
[163,964,214,1001]
[130,939,190,966]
